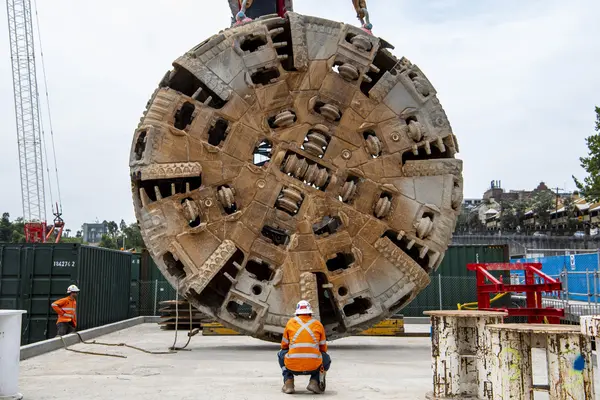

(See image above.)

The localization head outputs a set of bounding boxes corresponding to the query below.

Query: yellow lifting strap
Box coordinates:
[456,292,509,311]
[457,293,550,324]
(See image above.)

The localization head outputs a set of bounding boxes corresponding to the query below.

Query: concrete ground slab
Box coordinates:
[20,323,600,399]
[19,324,434,399]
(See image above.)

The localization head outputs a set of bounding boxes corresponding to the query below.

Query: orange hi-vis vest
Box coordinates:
[281,315,328,372]
[51,296,77,327]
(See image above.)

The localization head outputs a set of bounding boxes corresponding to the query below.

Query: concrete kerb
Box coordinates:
[19,316,155,360]
[404,317,430,324]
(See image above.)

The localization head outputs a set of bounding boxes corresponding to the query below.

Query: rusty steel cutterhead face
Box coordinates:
[129,12,463,342]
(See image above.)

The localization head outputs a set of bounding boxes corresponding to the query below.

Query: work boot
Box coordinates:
[282,379,295,394]
[307,379,323,394]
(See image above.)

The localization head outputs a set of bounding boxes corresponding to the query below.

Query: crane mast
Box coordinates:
[6,0,47,242]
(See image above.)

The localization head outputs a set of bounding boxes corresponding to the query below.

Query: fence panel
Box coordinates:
[402,276,479,317]
[138,280,177,316]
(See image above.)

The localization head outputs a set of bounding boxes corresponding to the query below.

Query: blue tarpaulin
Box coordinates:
[511,253,599,302]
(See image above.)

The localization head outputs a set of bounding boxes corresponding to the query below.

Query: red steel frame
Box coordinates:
[24,222,47,243]
[466,262,564,324]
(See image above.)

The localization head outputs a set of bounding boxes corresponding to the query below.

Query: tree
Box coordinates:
[559,196,577,233]
[106,221,119,238]
[528,190,555,228]
[467,211,484,232]
[99,234,118,249]
[455,209,470,233]
[121,222,145,250]
[61,236,83,244]
[96,220,145,251]
[500,199,527,231]
[573,107,600,202]
[0,213,12,242]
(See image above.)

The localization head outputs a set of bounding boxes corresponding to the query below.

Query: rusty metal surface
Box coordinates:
[580,315,600,337]
[487,323,580,333]
[427,312,504,400]
[129,13,462,342]
[489,324,595,399]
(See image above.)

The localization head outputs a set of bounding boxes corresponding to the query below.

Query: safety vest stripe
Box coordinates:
[62,308,75,311]
[319,340,326,345]
[290,343,319,349]
[291,317,317,344]
[285,353,322,359]
[281,337,289,344]
[51,303,58,307]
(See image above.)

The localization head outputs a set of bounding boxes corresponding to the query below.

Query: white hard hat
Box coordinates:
[67,284,80,293]
[295,300,313,315]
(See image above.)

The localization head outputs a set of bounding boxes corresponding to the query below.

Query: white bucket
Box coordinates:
[0,310,26,400]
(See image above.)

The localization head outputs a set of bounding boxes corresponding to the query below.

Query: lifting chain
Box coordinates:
[276,187,304,214]
[283,154,330,188]
[338,63,359,81]
[375,196,392,218]
[303,125,330,157]
[415,216,434,239]
[273,110,296,128]
[365,134,381,157]
[318,103,341,122]
[341,180,358,202]
[217,186,236,210]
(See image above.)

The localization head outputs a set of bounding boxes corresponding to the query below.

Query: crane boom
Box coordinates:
[6,0,47,241]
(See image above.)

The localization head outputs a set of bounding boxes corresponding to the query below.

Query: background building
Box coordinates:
[81,223,108,244]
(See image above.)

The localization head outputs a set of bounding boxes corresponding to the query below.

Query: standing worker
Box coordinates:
[228,0,373,32]
[51,285,80,336]
[227,0,293,25]
[277,300,331,394]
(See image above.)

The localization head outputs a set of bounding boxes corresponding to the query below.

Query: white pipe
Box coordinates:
[0,310,26,400]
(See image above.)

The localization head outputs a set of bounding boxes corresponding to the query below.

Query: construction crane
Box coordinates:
[5,0,64,242]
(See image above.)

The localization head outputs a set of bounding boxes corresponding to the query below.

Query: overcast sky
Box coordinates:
[0,0,599,231]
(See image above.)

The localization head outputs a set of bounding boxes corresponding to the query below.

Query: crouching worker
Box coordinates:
[278,300,331,394]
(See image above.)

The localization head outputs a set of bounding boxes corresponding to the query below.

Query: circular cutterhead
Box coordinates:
[129,12,463,342]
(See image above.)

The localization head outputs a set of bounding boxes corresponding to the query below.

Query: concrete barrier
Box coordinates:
[0,310,26,399]
[19,316,153,361]
[424,310,507,400]
[487,324,595,399]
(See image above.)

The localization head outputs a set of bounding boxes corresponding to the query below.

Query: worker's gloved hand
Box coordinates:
[235,11,253,26]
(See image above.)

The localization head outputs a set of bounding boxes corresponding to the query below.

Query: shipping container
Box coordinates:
[129,253,142,318]
[433,244,509,277]
[135,250,176,315]
[0,243,132,345]
[402,244,510,317]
